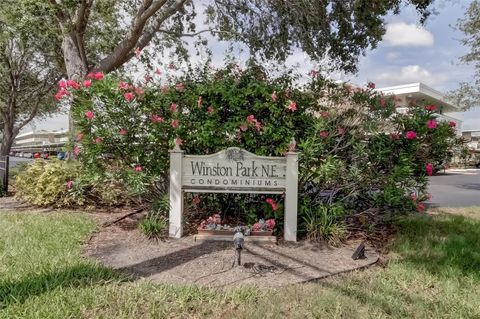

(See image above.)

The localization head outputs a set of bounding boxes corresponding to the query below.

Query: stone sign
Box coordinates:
[169,146,299,241]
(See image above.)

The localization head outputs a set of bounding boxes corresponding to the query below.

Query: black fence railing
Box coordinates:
[0,156,8,194]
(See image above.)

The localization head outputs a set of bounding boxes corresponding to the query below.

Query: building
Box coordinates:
[376,82,463,132]
[461,130,480,151]
[12,130,68,152]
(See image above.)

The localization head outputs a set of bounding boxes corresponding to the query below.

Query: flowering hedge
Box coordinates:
[52,63,462,237]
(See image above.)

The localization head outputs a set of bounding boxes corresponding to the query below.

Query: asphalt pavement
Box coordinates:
[427,169,480,207]
[8,157,33,168]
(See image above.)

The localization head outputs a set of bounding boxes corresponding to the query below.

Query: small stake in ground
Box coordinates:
[352,241,366,260]
[233,227,245,267]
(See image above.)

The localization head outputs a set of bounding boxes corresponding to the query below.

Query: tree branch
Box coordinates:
[158,28,232,37]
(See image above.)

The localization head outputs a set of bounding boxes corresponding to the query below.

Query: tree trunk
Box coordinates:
[0,123,17,157]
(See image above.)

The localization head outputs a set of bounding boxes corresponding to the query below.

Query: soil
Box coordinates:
[85,216,379,288]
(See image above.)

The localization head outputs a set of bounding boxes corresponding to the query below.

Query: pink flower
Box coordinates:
[426,163,433,176]
[135,47,141,57]
[175,82,185,91]
[192,196,201,205]
[124,92,134,102]
[150,114,164,123]
[197,96,203,108]
[252,223,261,232]
[155,68,161,75]
[66,180,74,189]
[67,79,80,89]
[170,103,177,112]
[94,137,103,144]
[73,146,81,156]
[448,121,456,127]
[54,88,69,100]
[271,91,278,102]
[321,111,328,118]
[266,198,274,205]
[411,194,417,202]
[405,131,417,140]
[171,119,179,128]
[58,80,67,88]
[85,110,94,120]
[416,203,426,212]
[426,119,437,129]
[379,98,386,107]
[118,81,129,90]
[175,137,183,146]
[83,80,92,88]
[75,133,84,141]
[94,72,104,80]
[338,127,345,135]
[287,101,297,111]
[207,106,214,114]
[367,82,375,89]
[134,165,142,172]
[134,87,144,95]
[119,128,128,135]
[265,219,276,230]
[319,130,329,138]
[240,124,248,132]
[87,73,95,79]
[246,115,256,124]
[309,69,319,77]
[254,121,262,132]
[425,104,436,111]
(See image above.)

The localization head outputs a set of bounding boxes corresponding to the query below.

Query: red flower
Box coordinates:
[175,137,183,146]
[94,137,103,144]
[124,92,134,102]
[87,73,95,79]
[411,194,417,202]
[192,195,201,205]
[416,203,426,212]
[75,133,84,141]
[367,82,375,89]
[207,106,214,114]
[54,88,69,100]
[266,198,274,205]
[58,80,67,88]
[254,121,262,132]
[119,128,128,135]
[150,114,164,123]
[73,146,81,156]
[319,130,329,138]
[405,131,417,140]
[155,68,161,75]
[338,127,345,135]
[170,103,178,112]
[134,165,142,172]
[265,219,276,230]
[94,72,104,80]
[66,180,74,189]
[171,119,179,128]
[67,79,80,89]
[240,124,248,132]
[252,223,261,231]
[425,104,436,111]
[134,87,144,95]
[85,110,94,120]
[448,121,456,127]
[83,80,92,88]
[271,91,278,102]
[321,111,328,118]
[34,153,41,159]
[246,115,256,124]
[379,98,386,107]
[426,119,437,129]
[287,101,297,111]
[426,163,433,176]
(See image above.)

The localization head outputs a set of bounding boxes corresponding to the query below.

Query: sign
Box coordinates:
[168,146,299,241]
[182,148,286,193]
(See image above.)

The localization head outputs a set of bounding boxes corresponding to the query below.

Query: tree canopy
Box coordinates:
[3,0,434,78]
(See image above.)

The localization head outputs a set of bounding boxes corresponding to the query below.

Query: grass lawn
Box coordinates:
[0,209,479,319]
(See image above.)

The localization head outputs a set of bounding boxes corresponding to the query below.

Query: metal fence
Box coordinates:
[0,156,8,194]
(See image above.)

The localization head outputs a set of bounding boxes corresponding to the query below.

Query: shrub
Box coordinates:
[138,215,168,238]
[50,62,463,240]
[301,202,347,246]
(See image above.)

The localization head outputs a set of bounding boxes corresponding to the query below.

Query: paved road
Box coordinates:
[8,157,33,169]
[427,169,480,207]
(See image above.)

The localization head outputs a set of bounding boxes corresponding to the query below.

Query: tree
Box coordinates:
[450,0,480,110]
[0,30,59,156]
[8,0,434,80]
